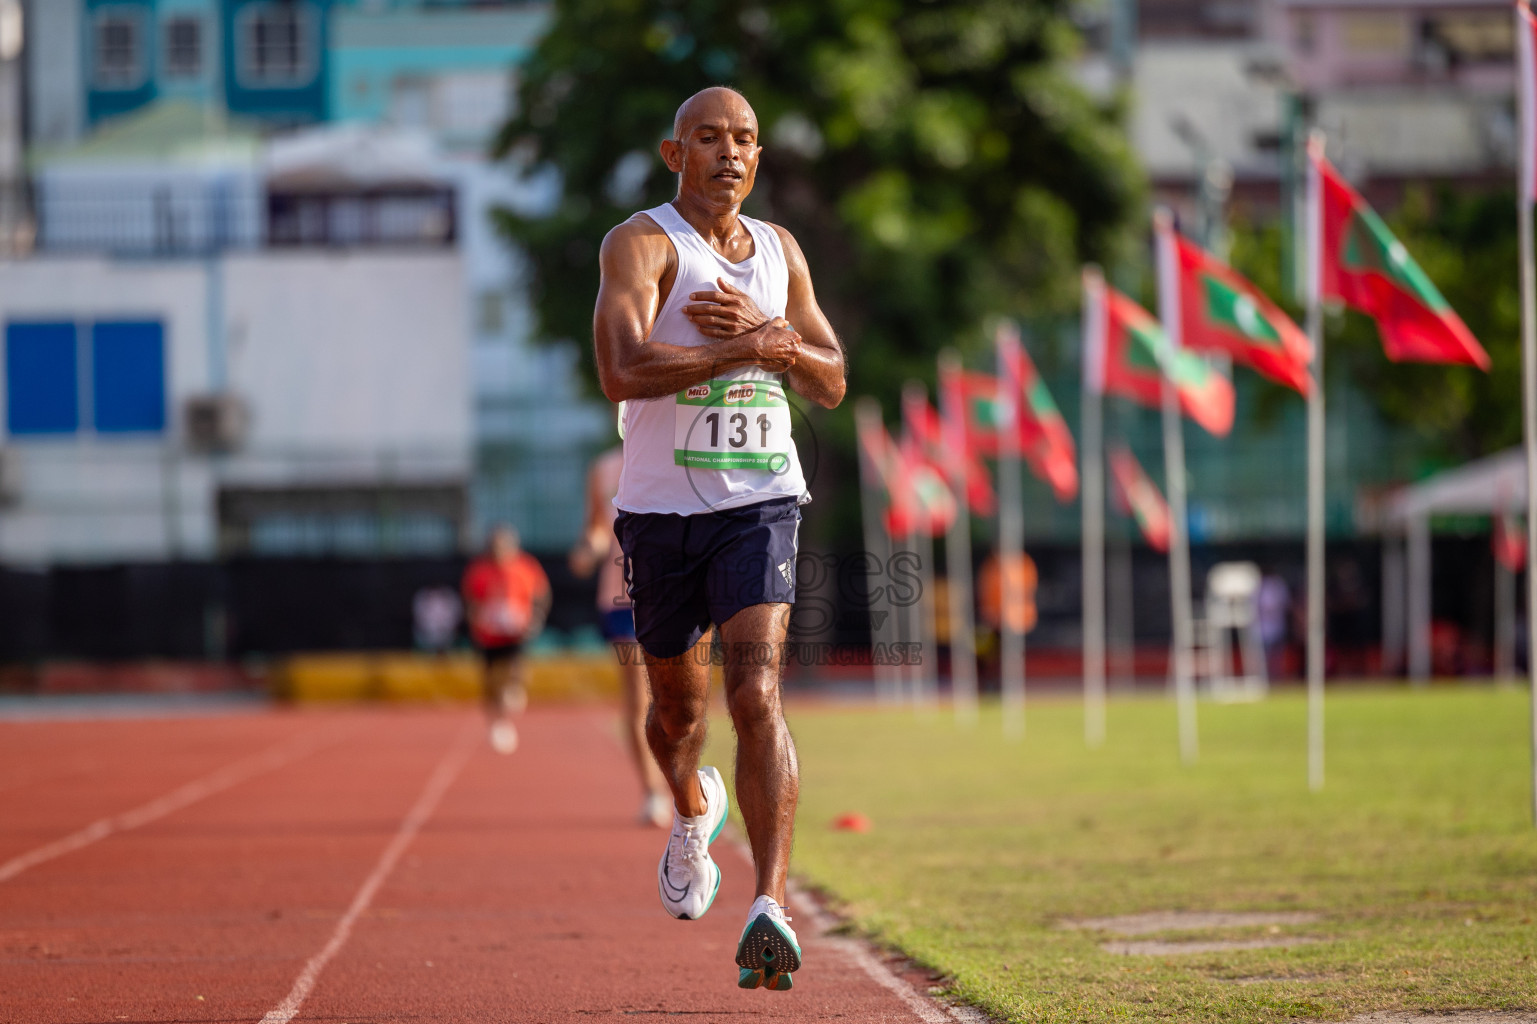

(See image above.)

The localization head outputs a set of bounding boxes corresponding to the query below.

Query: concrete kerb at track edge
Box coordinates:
[721,832,997,1024]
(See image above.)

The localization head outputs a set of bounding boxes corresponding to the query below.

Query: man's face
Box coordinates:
[490,528,520,563]
[663,93,761,208]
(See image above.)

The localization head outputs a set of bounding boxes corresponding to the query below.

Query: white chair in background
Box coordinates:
[1195,561,1268,702]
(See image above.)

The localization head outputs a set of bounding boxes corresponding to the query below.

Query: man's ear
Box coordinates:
[660,138,683,173]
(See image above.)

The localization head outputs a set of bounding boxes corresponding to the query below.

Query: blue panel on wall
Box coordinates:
[6,323,80,435]
[92,321,167,433]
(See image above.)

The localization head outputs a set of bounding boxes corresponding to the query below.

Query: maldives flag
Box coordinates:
[942,369,1009,458]
[1155,210,1313,394]
[857,411,955,537]
[1082,266,1235,437]
[997,323,1079,503]
[902,386,996,516]
[1308,137,1489,369]
[1108,444,1171,553]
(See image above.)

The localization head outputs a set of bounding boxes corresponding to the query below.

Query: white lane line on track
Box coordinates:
[258,719,479,1024]
[590,711,982,1022]
[724,829,978,1022]
[0,727,342,885]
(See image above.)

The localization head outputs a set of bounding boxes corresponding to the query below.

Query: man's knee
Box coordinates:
[725,672,782,729]
[649,689,708,742]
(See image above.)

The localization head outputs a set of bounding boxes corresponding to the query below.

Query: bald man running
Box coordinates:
[594,87,845,991]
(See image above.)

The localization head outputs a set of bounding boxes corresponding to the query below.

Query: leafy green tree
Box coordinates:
[491,0,1144,406]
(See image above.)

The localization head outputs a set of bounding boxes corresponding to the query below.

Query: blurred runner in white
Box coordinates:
[570,442,672,828]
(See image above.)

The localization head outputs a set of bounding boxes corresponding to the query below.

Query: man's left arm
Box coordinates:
[773,225,846,410]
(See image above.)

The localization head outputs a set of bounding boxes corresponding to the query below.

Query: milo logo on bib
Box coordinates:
[674,378,793,473]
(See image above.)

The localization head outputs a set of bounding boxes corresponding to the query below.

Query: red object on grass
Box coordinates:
[833,812,872,833]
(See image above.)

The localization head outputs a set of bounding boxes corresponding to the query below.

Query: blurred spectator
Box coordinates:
[462,524,551,754]
[1257,569,1290,681]
[412,586,462,653]
[977,550,1038,636]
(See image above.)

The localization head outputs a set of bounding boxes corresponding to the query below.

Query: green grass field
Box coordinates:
[714,685,1537,1022]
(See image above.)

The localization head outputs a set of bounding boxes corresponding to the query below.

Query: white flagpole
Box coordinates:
[903,523,927,708]
[918,528,941,707]
[939,350,980,727]
[1081,267,1108,748]
[855,397,899,703]
[903,381,942,708]
[1517,0,1537,826]
[997,325,1027,740]
[1154,209,1198,763]
[1305,130,1326,792]
[1497,548,1516,682]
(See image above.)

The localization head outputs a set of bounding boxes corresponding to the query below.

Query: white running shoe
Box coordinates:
[736,895,802,991]
[640,792,672,829]
[488,719,518,754]
[656,766,728,920]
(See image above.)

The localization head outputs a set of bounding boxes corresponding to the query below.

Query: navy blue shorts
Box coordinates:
[615,496,800,659]
[600,608,636,643]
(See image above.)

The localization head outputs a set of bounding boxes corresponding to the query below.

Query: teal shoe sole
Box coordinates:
[738,966,793,990]
[735,912,802,977]
[704,767,729,845]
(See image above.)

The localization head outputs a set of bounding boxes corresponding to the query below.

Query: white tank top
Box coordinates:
[614,202,809,515]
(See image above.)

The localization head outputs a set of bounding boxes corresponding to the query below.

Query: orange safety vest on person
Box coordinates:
[462,553,550,648]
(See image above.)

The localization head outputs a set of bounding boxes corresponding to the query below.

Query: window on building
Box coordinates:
[6,323,79,435]
[218,485,466,557]
[163,16,202,79]
[267,189,457,247]
[91,321,165,433]
[238,3,316,88]
[93,8,146,90]
[1340,12,1411,56]
[4,320,166,437]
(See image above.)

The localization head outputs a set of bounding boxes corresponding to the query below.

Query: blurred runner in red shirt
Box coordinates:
[462,524,551,753]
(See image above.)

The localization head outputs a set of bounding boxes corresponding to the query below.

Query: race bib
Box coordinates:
[674,378,792,472]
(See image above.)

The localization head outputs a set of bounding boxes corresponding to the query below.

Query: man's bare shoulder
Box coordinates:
[600,213,673,274]
[765,221,810,276]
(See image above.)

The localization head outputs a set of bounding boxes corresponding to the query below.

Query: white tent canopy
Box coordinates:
[1385,447,1526,524]
[1382,447,1524,681]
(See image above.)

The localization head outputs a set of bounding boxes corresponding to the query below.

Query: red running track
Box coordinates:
[0,706,952,1023]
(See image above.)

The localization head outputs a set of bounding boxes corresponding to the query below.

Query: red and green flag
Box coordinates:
[1308,138,1489,370]
[856,410,955,537]
[1155,212,1313,394]
[997,323,1079,504]
[902,386,996,517]
[1108,444,1171,553]
[943,369,1009,458]
[1082,266,1235,437]
[941,364,1077,504]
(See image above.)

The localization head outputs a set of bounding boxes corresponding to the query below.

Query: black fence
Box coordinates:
[0,536,1512,675]
[0,554,599,662]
